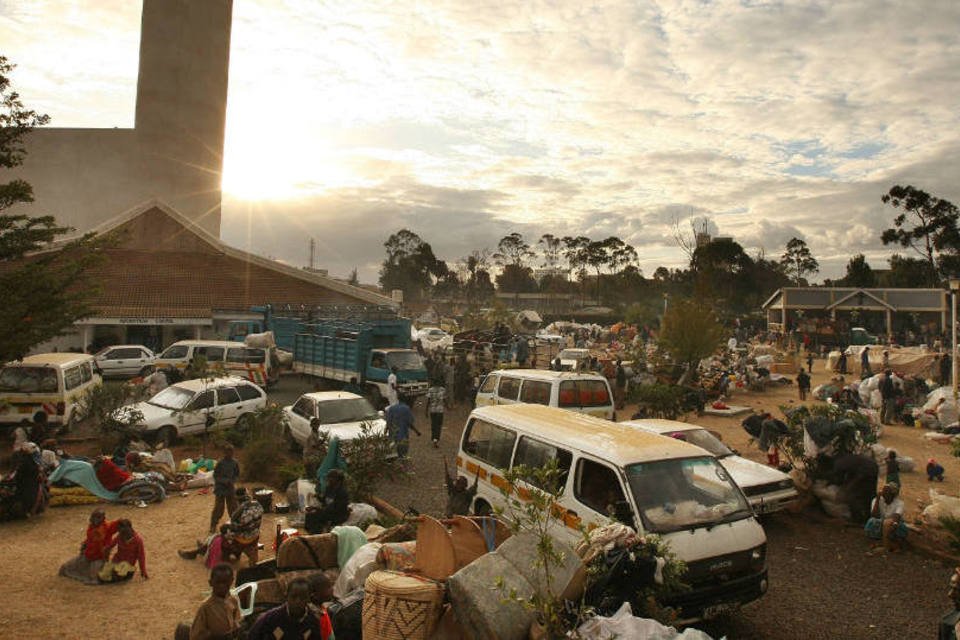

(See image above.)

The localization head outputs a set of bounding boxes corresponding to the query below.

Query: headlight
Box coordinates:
[750,545,766,570]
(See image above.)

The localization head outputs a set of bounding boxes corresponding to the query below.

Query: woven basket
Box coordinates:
[362,570,445,640]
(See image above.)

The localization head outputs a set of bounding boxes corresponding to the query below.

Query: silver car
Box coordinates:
[95,345,156,378]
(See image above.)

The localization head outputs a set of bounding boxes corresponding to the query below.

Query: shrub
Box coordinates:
[628,383,692,419]
[777,403,878,479]
[77,381,146,445]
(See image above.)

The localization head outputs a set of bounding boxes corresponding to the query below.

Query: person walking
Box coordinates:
[879,369,896,425]
[386,367,399,407]
[797,367,811,401]
[861,346,872,377]
[210,445,240,534]
[614,359,627,410]
[385,395,421,460]
[425,378,446,448]
[444,358,455,409]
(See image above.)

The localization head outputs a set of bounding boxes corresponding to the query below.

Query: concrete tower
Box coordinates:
[135,0,233,234]
[12,0,233,237]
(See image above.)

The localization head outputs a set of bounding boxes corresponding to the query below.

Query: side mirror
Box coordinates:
[378,410,385,418]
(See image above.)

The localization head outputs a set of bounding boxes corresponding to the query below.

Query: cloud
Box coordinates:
[4,0,960,283]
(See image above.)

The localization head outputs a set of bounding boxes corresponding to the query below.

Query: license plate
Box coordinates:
[703,603,738,619]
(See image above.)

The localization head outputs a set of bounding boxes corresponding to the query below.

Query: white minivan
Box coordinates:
[154,340,279,387]
[621,419,798,515]
[457,404,768,622]
[475,369,615,420]
[0,353,101,431]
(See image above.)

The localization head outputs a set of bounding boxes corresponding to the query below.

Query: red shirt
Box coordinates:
[84,519,120,561]
[108,532,148,578]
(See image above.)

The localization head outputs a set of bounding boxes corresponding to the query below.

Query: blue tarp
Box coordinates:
[48,459,120,501]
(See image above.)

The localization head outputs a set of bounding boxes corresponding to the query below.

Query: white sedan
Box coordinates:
[620,419,798,515]
[283,391,387,447]
[95,345,156,378]
[417,327,453,351]
[114,376,267,446]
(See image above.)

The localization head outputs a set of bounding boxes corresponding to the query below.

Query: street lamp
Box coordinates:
[949,278,960,404]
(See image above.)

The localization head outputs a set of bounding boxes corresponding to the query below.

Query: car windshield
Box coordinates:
[386,351,424,371]
[665,428,733,457]
[625,457,752,534]
[319,398,379,423]
[149,386,195,410]
[0,366,58,393]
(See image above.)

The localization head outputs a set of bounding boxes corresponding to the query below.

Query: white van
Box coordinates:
[155,340,278,387]
[475,369,615,420]
[0,353,102,431]
[457,404,768,621]
[621,419,798,515]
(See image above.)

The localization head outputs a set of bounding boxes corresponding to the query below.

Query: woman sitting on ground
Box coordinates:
[305,469,349,534]
[98,518,149,583]
[59,508,120,584]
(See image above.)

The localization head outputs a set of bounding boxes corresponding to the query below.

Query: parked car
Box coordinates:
[283,391,387,447]
[94,345,156,378]
[620,419,798,515]
[417,327,453,351]
[113,376,266,446]
[557,348,591,371]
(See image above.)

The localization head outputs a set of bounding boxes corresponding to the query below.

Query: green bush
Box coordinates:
[628,383,691,419]
[77,381,146,445]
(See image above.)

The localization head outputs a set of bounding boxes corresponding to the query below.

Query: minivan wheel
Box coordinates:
[155,426,177,447]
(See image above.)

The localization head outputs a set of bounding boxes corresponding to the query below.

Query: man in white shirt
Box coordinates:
[386,367,398,407]
[864,483,907,551]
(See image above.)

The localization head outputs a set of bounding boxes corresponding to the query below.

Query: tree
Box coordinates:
[659,298,725,384]
[495,264,538,293]
[881,185,960,285]
[840,254,876,287]
[493,232,534,267]
[779,237,819,286]
[0,56,104,361]
[879,254,936,288]
[537,233,563,269]
[378,229,447,301]
[346,267,359,286]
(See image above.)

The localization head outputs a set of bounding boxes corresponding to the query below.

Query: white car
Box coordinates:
[558,348,591,371]
[95,345,156,378]
[284,391,387,446]
[114,376,266,446]
[417,327,453,351]
[620,419,798,515]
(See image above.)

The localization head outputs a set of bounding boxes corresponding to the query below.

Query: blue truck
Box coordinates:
[228,305,429,406]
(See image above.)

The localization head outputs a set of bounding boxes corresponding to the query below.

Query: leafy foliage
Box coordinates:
[78,381,146,439]
[780,237,819,286]
[303,422,407,501]
[838,253,876,287]
[659,298,725,370]
[881,184,960,284]
[628,383,692,419]
[378,229,448,301]
[0,56,108,361]
[239,405,292,487]
[778,404,878,478]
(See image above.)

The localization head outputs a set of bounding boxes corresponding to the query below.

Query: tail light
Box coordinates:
[56,402,66,416]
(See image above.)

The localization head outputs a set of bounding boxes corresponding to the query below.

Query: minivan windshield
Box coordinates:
[319,398,379,423]
[625,457,752,534]
[385,351,424,371]
[0,366,58,393]
[664,428,733,458]
[149,386,195,410]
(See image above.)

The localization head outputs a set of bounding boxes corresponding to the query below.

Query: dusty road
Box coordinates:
[1,368,957,639]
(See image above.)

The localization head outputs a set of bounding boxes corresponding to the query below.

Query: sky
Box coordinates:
[2,0,960,283]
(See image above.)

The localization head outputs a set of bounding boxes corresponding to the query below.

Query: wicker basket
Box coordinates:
[362,570,445,640]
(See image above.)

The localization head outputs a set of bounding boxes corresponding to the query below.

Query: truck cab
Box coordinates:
[367,348,428,405]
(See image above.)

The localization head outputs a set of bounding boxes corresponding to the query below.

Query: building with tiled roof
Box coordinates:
[40,200,395,353]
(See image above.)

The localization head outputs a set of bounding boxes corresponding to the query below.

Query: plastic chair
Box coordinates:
[232,581,259,618]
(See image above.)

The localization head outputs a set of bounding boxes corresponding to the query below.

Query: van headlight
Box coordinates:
[750,545,766,571]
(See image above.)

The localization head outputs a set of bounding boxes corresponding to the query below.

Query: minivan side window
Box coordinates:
[559,380,611,407]
[513,436,572,491]
[575,459,627,517]
[519,380,551,405]
[160,345,189,359]
[462,418,517,469]
[479,374,498,394]
[64,366,82,391]
[497,377,521,401]
[198,346,226,362]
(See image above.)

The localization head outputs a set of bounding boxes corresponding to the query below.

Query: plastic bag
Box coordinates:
[576,602,717,640]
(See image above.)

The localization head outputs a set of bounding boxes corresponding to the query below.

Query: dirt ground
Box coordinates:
[1,365,959,639]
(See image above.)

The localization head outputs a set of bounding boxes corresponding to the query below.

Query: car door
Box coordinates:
[287,396,317,444]
[215,386,242,428]
[179,389,215,435]
[496,376,521,406]
[567,456,632,531]
[475,373,499,407]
